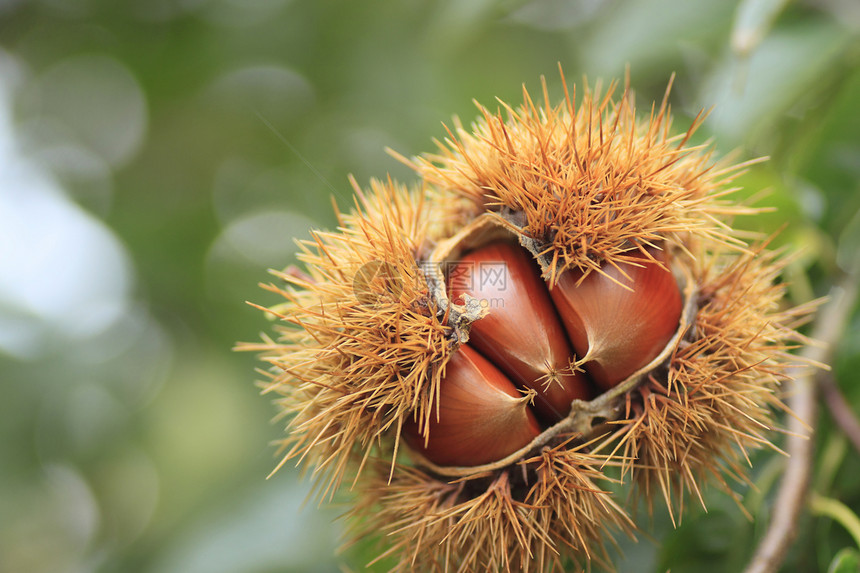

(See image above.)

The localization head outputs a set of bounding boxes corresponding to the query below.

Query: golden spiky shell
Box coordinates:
[240,178,451,497]
[349,446,633,573]
[240,74,813,571]
[409,76,754,285]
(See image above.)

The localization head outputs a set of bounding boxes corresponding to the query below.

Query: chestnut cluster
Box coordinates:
[241,73,813,573]
[402,239,683,468]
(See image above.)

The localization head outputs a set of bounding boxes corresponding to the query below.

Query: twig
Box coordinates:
[743,262,860,573]
[820,371,860,455]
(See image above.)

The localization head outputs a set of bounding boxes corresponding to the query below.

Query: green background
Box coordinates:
[1,0,859,571]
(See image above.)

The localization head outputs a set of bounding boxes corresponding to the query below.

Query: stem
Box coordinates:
[820,371,860,455]
[743,260,860,573]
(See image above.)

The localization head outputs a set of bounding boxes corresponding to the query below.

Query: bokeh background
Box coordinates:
[1,0,860,571]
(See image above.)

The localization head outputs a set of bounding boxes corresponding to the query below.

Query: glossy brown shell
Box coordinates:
[412,212,697,477]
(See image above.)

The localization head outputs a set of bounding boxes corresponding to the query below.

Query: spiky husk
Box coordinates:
[349,444,634,573]
[241,73,817,571]
[411,76,756,285]
[238,178,452,497]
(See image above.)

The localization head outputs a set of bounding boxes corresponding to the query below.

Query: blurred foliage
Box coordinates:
[1,0,859,572]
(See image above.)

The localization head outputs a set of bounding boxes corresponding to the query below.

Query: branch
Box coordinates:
[744,261,860,573]
[819,371,860,455]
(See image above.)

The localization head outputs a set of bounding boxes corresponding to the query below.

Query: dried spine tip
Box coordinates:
[448,241,593,423]
[401,344,541,467]
[550,247,684,390]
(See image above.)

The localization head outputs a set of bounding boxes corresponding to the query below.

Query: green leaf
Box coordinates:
[731,0,793,56]
[811,493,860,550]
[828,547,860,573]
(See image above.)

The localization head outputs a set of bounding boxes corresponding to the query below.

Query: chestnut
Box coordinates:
[400,344,542,467]
[550,248,683,390]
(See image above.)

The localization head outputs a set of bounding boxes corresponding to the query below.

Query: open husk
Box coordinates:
[240,72,817,572]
